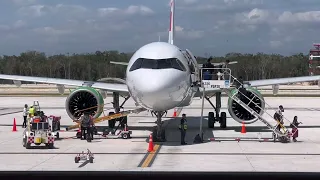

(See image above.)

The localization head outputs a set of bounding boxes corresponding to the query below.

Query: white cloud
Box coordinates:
[17,4,88,18]
[278,11,320,24]
[18,5,47,17]
[3,0,320,56]
[0,25,10,31]
[155,25,204,40]
[12,0,37,6]
[98,5,154,17]
[13,20,26,29]
[180,0,199,5]
[0,20,26,32]
[235,8,270,24]
[269,40,282,48]
[33,26,73,36]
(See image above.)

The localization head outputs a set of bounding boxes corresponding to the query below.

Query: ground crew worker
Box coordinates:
[22,104,28,128]
[274,105,284,131]
[74,112,94,140]
[202,57,215,80]
[179,114,188,145]
[290,116,302,142]
[28,106,35,117]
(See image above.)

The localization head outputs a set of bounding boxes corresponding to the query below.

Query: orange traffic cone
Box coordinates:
[147,134,154,152]
[12,118,17,132]
[241,122,246,134]
[173,108,177,117]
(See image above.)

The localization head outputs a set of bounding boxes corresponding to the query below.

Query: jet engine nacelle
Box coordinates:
[65,87,104,120]
[98,89,108,99]
[227,86,265,124]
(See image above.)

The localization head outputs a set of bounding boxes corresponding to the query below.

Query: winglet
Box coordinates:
[168,0,175,45]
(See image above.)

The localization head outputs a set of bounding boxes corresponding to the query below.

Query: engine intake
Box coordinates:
[65,87,104,120]
[227,87,265,124]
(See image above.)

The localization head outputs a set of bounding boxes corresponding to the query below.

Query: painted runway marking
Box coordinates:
[138,144,162,168]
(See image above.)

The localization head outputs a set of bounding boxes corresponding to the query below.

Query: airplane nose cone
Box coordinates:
[129,69,188,111]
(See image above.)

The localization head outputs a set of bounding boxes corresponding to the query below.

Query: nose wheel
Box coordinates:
[152,111,167,142]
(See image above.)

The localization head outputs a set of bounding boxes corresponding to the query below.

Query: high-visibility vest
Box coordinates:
[179,120,188,130]
[29,108,35,116]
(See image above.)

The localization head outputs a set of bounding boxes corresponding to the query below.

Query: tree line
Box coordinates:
[0,50,318,84]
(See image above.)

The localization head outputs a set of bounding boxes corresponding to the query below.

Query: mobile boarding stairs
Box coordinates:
[200,67,294,142]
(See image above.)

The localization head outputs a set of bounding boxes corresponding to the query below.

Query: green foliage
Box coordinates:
[0,50,315,84]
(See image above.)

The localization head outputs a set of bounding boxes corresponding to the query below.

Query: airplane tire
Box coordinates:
[208,112,215,128]
[220,112,227,128]
[108,112,116,128]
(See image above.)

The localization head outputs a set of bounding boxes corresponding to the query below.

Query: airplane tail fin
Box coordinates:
[168,0,175,45]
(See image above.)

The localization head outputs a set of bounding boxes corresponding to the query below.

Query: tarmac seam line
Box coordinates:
[26,145,75,171]
[237,142,256,172]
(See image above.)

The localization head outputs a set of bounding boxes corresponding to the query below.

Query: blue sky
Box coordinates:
[0,0,320,57]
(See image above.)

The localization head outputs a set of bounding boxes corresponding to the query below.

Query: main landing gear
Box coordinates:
[108,92,130,129]
[152,111,166,142]
[205,92,227,129]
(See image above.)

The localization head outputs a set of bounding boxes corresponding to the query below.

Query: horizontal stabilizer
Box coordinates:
[110,61,129,66]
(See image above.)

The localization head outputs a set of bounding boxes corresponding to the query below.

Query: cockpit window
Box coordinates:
[129,58,186,72]
[129,58,143,71]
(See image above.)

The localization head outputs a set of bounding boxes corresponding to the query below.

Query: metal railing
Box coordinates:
[223,71,298,135]
[199,67,232,88]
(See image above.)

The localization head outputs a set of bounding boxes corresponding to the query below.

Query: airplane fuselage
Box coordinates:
[126,42,197,111]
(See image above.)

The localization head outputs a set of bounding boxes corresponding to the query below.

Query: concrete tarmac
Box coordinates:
[0,96,320,171]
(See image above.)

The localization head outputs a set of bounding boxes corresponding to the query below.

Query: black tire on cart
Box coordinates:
[56,132,60,139]
[89,157,94,163]
[26,142,31,149]
[122,133,128,139]
[48,143,54,149]
[22,137,27,147]
[76,131,81,139]
[75,157,79,163]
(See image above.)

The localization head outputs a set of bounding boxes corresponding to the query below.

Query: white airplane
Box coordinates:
[1,0,320,142]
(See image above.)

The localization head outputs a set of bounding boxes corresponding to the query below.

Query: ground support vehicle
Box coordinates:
[102,119,132,139]
[22,117,55,149]
[75,149,94,163]
[47,115,61,139]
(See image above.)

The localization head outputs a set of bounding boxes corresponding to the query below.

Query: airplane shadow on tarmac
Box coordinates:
[142,116,216,147]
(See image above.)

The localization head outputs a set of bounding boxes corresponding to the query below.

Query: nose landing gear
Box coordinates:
[152,111,167,142]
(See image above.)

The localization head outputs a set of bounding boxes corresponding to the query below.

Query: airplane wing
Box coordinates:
[0,74,129,93]
[110,61,129,66]
[246,75,320,87]
[194,75,320,97]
